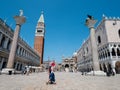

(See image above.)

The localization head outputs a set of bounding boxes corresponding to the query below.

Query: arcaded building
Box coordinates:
[77,15,120,74]
[0,18,40,71]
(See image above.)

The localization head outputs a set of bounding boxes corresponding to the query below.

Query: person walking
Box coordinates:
[46,70,56,84]
[26,66,30,75]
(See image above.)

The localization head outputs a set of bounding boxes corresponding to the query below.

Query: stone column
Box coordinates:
[0,58,4,70]
[1,10,26,74]
[86,17,100,71]
[6,10,26,70]
[85,16,106,75]
[109,45,113,59]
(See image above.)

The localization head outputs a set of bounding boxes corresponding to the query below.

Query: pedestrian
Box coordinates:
[26,66,30,75]
[46,70,56,84]
[21,67,25,75]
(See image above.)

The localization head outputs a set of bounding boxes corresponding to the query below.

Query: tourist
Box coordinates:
[26,66,30,75]
[21,67,25,75]
[46,70,56,84]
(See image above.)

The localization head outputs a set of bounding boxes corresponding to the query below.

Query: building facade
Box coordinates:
[77,16,120,74]
[34,12,45,65]
[62,53,77,72]
[0,18,40,71]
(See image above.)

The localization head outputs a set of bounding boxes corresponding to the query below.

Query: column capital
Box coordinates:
[85,19,97,28]
[14,16,26,26]
[85,15,97,28]
[14,10,26,26]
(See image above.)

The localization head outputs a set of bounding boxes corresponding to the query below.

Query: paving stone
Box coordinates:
[0,72,120,90]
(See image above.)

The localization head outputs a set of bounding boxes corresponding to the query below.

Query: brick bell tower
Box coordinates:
[34,11,45,65]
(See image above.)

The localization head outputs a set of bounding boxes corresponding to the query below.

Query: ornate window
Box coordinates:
[107,50,110,57]
[117,48,120,56]
[112,48,116,56]
[97,36,101,44]
[118,29,120,38]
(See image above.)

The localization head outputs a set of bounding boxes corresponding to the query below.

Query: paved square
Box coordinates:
[0,72,120,90]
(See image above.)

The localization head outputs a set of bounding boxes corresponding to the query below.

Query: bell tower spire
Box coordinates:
[34,11,45,65]
[35,11,45,37]
[38,11,44,23]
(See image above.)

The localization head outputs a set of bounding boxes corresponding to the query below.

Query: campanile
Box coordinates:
[34,12,45,65]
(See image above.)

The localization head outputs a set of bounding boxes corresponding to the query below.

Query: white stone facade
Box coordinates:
[62,56,77,72]
[77,16,120,74]
[0,18,40,71]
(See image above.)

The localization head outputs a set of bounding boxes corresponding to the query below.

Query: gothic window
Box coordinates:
[118,29,120,38]
[107,51,110,57]
[97,36,101,44]
[118,45,120,47]
[112,48,116,56]
[117,48,120,56]
[86,47,88,54]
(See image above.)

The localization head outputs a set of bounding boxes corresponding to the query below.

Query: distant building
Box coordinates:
[43,60,51,70]
[62,52,77,72]
[77,15,120,74]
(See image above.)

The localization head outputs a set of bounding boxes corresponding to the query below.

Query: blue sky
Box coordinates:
[0,0,120,63]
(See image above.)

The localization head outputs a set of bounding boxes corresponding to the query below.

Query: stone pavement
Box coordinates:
[0,72,120,90]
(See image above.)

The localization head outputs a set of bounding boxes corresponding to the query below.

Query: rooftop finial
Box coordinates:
[85,15,97,28]
[19,9,23,16]
[102,14,105,18]
[38,11,44,23]
[102,14,108,19]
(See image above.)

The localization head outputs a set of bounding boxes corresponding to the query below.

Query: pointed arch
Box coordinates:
[112,48,116,56]
[118,29,120,38]
[97,36,101,44]
[117,48,120,56]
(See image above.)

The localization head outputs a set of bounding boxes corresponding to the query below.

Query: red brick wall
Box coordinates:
[34,36,44,65]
